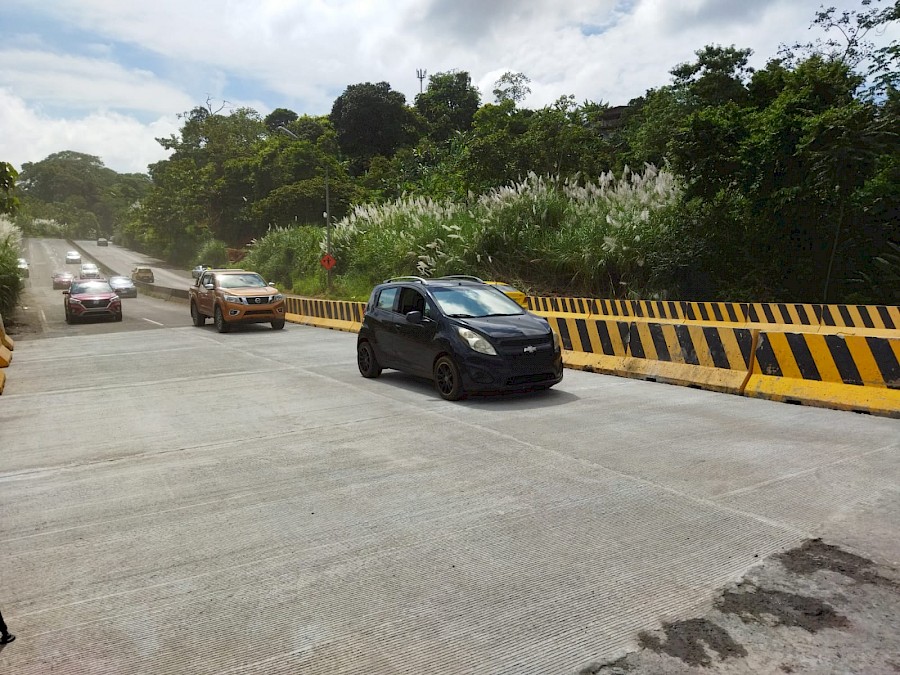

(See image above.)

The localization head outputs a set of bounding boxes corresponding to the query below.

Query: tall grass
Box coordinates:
[0,216,24,316]
[241,225,324,291]
[248,166,683,298]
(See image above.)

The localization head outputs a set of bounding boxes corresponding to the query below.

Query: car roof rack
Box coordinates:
[384,276,427,284]
[439,275,484,282]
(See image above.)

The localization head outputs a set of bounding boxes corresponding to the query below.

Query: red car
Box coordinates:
[52,271,75,290]
[64,279,122,323]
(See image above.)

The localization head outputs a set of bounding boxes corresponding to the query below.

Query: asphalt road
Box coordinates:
[1,240,898,674]
[16,238,191,338]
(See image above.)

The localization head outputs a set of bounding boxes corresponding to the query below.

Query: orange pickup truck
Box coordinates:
[189,269,285,333]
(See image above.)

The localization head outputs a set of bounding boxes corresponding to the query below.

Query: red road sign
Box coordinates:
[320,254,336,270]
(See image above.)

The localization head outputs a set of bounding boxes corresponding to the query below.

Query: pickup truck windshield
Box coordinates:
[218,274,267,289]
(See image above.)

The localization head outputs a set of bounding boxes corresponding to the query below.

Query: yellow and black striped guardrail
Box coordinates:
[284,296,364,333]
[527,296,900,332]
[0,313,15,395]
[744,332,900,414]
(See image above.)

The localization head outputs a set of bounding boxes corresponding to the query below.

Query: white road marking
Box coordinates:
[142,318,164,326]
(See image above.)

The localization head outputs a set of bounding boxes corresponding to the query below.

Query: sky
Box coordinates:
[0,0,891,175]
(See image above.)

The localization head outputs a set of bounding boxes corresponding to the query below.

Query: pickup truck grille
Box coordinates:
[246,295,275,305]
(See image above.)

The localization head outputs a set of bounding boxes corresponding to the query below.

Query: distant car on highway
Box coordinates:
[192,264,210,279]
[80,263,102,279]
[65,251,81,264]
[108,275,137,298]
[17,258,29,278]
[485,281,528,308]
[52,271,75,289]
[97,237,109,246]
[131,267,154,283]
[64,279,122,323]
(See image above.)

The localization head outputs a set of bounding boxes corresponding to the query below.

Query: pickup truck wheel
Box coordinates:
[271,318,285,330]
[214,305,230,333]
[114,312,123,322]
[191,302,206,327]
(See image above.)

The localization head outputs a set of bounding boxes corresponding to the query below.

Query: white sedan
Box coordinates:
[65,251,82,264]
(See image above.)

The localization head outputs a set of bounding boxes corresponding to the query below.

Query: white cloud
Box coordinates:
[0,49,194,114]
[2,0,894,173]
[0,89,178,174]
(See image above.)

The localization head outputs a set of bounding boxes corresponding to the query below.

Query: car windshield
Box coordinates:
[109,276,131,284]
[71,281,113,294]
[430,285,524,318]
[82,264,98,270]
[218,273,267,289]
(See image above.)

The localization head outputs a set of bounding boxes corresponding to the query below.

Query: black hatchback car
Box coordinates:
[357,276,563,400]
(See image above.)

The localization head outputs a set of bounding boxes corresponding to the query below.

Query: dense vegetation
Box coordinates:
[1,162,23,316]
[7,0,899,304]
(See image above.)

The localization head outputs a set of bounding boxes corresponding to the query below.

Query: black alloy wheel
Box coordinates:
[357,341,382,378]
[433,355,464,401]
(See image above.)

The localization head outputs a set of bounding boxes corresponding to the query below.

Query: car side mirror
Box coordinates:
[62,290,69,295]
[406,310,423,324]
[204,283,215,290]
[268,282,275,287]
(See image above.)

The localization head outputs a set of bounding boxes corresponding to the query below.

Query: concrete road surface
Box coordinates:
[1,278,898,673]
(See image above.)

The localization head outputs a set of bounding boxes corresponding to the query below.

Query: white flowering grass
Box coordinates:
[256,165,683,296]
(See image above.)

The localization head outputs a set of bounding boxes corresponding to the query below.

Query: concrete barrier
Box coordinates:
[0,313,14,351]
[284,296,364,333]
[619,321,756,394]
[744,332,900,416]
[527,294,899,333]
[543,316,631,375]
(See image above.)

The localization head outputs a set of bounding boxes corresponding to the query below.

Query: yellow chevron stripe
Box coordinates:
[661,323,682,362]
[766,333,803,379]
[844,336,885,387]
[807,335,842,383]
[719,327,746,369]
[688,325,715,368]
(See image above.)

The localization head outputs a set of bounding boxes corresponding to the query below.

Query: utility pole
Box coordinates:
[416,68,427,94]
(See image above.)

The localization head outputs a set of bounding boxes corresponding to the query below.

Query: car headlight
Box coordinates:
[456,327,497,355]
[69,298,82,305]
[274,293,284,301]
[223,294,244,304]
[551,329,562,352]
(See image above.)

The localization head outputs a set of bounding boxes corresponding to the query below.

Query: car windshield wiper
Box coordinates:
[481,312,520,317]
[447,313,474,318]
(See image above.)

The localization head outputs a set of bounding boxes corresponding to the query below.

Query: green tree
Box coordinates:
[670,45,755,106]
[1,162,19,215]
[492,71,531,104]
[330,82,418,174]
[415,70,481,144]
[263,107,299,132]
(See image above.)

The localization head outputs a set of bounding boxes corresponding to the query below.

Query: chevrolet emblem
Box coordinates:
[523,345,537,354]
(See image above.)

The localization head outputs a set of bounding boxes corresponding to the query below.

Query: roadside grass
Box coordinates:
[250,166,684,300]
